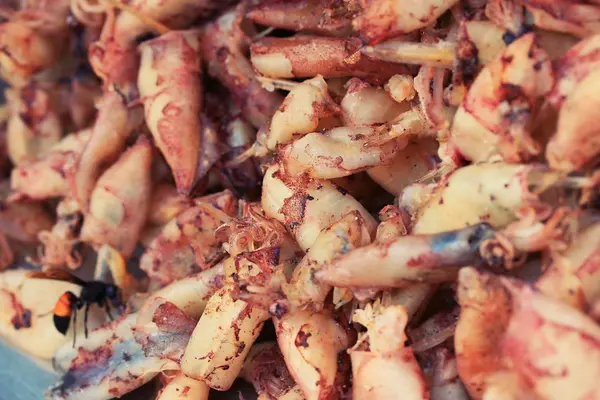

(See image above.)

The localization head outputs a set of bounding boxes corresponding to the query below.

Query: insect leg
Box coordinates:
[104,299,114,321]
[84,303,90,338]
[37,310,52,318]
[71,308,77,348]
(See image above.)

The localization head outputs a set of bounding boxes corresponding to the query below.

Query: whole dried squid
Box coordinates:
[450,33,553,163]
[201,4,283,128]
[354,0,460,44]
[283,210,371,310]
[500,280,600,400]
[50,298,196,399]
[275,309,349,400]
[351,303,429,399]
[536,220,600,310]
[71,90,142,210]
[317,223,497,289]
[262,163,377,251]
[10,128,92,201]
[250,35,410,83]
[140,190,237,286]
[36,198,83,269]
[181,284,269,390]
[5,83,65,165]
[157,373,209,400]
[80,136,152,258]
[239,342,297,399]
[454,268,512,399]
[0,9,69,86]
[138,29,203,194]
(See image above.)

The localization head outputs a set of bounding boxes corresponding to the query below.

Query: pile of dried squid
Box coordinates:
[0,0,600,399]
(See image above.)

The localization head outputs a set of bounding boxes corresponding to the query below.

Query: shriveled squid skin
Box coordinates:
[147,263,225,320]
[367,138,439,196]
[145,183,193,227]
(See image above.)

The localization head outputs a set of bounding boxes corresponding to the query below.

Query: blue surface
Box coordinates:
[0,339,257,400]
[0,340,57,400]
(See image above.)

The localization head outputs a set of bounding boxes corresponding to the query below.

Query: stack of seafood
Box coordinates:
[0,0,599,399]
